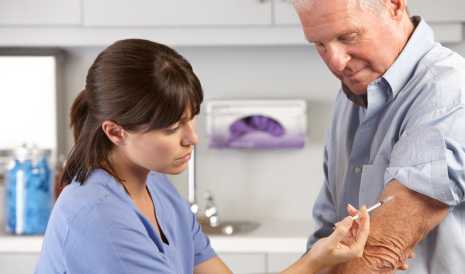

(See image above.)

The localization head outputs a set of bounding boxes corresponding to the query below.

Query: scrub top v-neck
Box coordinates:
[35,169,216,274]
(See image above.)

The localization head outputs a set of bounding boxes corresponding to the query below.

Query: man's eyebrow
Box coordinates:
[338,29,360,37]
[307,29,360,44]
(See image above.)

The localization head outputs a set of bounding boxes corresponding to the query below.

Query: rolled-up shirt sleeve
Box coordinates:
[385,105,465,207]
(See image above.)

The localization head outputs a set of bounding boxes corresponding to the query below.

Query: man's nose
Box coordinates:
[325,45,350,73]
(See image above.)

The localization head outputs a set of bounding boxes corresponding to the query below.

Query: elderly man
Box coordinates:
[293,0,465,273]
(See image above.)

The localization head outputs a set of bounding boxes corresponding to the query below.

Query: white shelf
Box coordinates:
[0,220,312,254]
[0,233,43,254]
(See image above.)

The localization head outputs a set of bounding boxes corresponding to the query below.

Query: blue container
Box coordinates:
[5,145,52,235]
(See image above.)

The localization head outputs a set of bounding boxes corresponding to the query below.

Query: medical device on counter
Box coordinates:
[206,99,307,149]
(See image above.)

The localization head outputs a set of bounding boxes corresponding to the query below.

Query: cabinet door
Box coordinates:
[267,252,302,272]
[409,0,465,22]
[275,0,465,25]
[218,253,267,274]
[0,253,39,274]
[83,0,272,27]
[274,0,300,25]
[0,0,81,26]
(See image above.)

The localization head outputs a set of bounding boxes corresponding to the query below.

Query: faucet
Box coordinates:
[187,147,220,228]
[203,191,219,227]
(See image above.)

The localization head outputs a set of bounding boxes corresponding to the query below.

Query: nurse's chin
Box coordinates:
[161,163,189,175]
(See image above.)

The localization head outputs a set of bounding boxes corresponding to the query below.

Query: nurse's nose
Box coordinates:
[181,120,198,146]
[324,44,351,73]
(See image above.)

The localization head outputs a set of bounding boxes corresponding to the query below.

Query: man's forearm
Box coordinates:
[334,180,448,274]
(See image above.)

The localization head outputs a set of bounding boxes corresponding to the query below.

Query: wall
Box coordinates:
[60,41,465,222]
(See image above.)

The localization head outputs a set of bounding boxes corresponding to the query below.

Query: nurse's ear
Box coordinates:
[101,120,127,146]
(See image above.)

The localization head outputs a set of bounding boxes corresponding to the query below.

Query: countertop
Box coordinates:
[0,219,313,254]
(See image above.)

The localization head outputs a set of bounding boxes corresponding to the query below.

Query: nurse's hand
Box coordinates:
[307,205,370,273]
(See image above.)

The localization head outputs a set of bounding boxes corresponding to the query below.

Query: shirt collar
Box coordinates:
[342,16,436,107]
[383,16,436,97]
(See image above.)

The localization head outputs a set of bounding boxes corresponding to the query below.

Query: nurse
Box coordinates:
[35,39,370,274]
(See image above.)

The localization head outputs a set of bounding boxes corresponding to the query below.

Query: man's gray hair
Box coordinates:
[293,0,387,14]
[359,0,387,13]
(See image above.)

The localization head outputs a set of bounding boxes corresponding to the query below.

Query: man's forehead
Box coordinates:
[294,0,359,13]
[301,14,361,43]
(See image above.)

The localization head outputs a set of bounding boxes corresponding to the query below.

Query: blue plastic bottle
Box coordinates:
[5,145,52,235]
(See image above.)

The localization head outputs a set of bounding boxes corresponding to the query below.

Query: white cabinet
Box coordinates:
[409,0,465,22]
[0,251,303,274]
[274,0,300,25]
[0,0,81,26]
[0,0,463,45]
[83,0,272,27]
[216,252,305,273]
[218,253,267,274]
[267,252,302,272]
[0,253,39,274]
[273,0,465,25]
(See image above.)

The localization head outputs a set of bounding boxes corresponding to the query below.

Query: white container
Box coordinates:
[205,100,307,149]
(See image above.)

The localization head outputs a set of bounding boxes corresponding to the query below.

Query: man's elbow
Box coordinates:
[361,235,410,272]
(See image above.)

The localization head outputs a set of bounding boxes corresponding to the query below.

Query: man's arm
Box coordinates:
[333,180,448,274]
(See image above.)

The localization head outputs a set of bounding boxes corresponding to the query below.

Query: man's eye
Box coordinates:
[339,33,358,43]
[315,42,325,50]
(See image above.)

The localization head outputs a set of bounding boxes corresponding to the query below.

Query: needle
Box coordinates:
[352,196,395,221]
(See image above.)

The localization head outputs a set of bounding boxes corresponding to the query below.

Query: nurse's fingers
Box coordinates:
[330,216,353,245]
[346,204,360,238]
[347,204,358,217]
[351,206,370,251]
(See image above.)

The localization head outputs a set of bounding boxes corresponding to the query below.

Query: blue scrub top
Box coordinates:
[35,169,216,274]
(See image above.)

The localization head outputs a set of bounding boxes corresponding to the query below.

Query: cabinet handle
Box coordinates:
[258,0,270,3]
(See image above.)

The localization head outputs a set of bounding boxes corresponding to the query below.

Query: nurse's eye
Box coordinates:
[164,123,181,135]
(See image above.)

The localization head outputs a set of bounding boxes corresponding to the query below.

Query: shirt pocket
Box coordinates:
[359,162,388,207]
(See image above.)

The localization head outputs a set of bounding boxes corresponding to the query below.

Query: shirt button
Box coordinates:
[354,166,362,174]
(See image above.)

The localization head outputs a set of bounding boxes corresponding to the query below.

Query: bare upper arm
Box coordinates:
[335,180,449,273]
[194,256,233,274]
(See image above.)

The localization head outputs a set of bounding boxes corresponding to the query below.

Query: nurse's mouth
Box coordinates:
[176,152,192,162]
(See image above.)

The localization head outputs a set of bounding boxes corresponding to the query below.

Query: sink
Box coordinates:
[200,220,260,235]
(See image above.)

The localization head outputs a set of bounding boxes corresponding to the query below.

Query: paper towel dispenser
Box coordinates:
[206,100,307,149]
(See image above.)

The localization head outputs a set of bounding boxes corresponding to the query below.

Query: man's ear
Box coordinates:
[384,0,407,20]
[101,120,126,146]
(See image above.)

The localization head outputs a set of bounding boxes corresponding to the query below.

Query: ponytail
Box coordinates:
[70,89,89,141]
[55,89,113,198]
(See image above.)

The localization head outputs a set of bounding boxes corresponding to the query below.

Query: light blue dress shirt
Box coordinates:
[308,17,465,273]
[35,169,216,274]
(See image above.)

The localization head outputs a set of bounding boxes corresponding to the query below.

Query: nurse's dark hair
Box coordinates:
[55,39,203,198]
